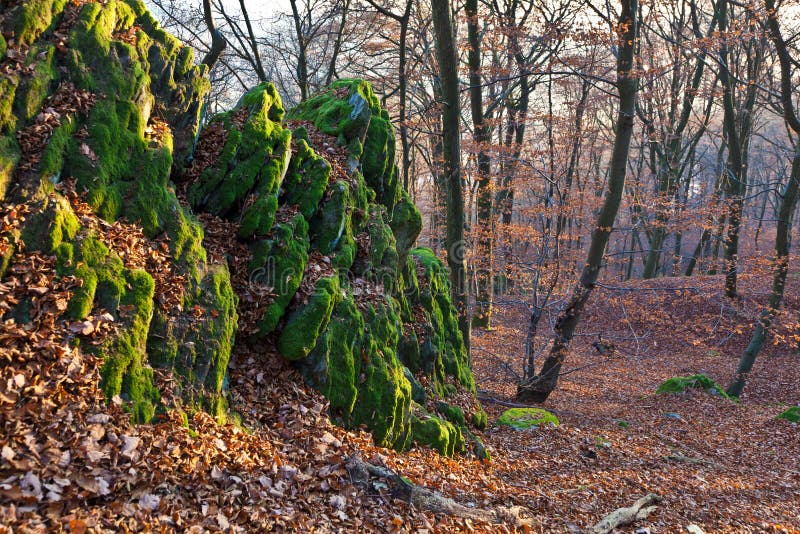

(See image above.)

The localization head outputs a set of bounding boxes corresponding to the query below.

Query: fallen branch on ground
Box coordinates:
[591,493,662,534]
[345,453,533,527]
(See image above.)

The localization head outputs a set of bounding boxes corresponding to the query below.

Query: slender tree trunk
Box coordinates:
[517,0,639,402]
[201,0,226,70]
[466,0,493,329]
[289,0,310,101]
[432,0,470,354]
[324,0,350,85]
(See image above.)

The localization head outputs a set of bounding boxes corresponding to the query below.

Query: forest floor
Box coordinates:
[2,191,799,532]
[470,271,800,533]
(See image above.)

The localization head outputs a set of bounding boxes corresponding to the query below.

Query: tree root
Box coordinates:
[591,493,662,534]
[345,453,534,527]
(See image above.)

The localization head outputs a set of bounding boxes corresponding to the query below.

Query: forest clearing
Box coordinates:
[1,0,800,531]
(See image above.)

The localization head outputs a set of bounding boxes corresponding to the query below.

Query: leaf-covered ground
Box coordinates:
[473,273,800,532]
[1,187,798,532]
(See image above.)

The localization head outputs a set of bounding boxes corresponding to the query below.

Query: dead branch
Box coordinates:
[591,493,662,534]
[345,453,533,527]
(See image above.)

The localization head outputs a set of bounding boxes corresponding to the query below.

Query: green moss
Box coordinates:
[279,276,341,360]
[497,408,559,429]
[391,191,422,256]
[366,206,398,271]
[0,34,6,61]
[348,302,412,449]
[656,374,731,399]
[282,138,330,220]
[362,113,399,207]
[777,406,800,423]
[471,409,488,430]
[14,45,58,126]
[66,264,97,320]
[436,401,465,426]
[408,248,474,393]
[97,266,159,423]
[21,196,80,253]
[195,265,238,392]
[303,298,363,416]
[239,194,278,240]
[189,83,290,227]
[402,366,426,404]
[311,180,351,255]
[287,79,377,140]
[250,214,309,336]
[8,0,69,47]
[0,135,20,202]
[0,77,18,135]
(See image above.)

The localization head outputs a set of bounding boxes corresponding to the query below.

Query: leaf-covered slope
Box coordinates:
[0,0,484,456]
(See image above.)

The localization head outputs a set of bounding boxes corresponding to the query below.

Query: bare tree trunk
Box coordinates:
[365,0,413,191]
[517,0,639,402]
[289,0,310,101]
[432,0,470,354]
[324,0,350,85]
[466,0,493,329]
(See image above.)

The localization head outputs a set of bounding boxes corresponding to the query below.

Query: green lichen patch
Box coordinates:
[777,406,800,423]
[496,408,559,430]
[656,374,731,399]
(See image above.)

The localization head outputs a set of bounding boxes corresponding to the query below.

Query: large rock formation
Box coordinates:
[0,0,485,455]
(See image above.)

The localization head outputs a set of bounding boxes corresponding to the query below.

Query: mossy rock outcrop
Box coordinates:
[0,0,232,422]
[0,1,481,455]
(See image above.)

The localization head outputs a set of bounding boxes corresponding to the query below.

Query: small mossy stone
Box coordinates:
[777,406,800,423]
[496,408,559,430]
[656,374,731,399]
[410,414,463,456]
[21,196,80,254]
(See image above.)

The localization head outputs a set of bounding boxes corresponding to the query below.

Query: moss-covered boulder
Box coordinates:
[1,1,480,455]
[656,374,731,399]
[497,408,559,430]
